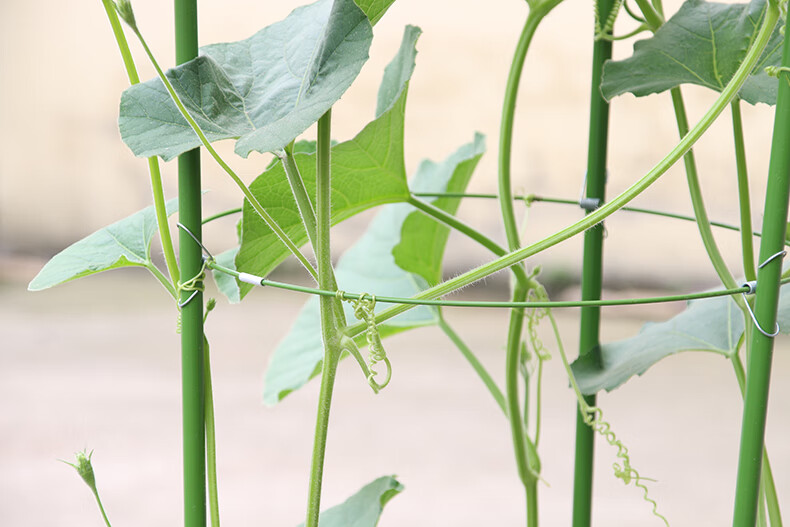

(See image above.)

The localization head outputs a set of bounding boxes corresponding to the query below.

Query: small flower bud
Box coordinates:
[114,0,137,30]
[62,449,97,493]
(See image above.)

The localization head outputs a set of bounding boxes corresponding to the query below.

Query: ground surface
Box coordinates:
[2,267,789,527]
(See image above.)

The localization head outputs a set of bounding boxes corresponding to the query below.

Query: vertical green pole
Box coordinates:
[731,31,790,527]
[175,1,206,526]
[572,1,613,525]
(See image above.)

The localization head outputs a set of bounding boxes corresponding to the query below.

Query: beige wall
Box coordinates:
[1,0,778,285]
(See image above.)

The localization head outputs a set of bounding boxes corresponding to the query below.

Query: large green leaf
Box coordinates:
[571,295,744,394]
[263,134,485,404]
[28,200,178,291]
[353,0,397,25]
[572,280,790,394]
[296,476,403,527]
[601,0,785,105]
[119,0,373,161]
[234,25,421,300]
[393,133,485,285]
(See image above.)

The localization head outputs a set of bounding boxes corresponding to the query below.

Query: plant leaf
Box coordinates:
[392,133,486,285]
[571,295,744,394]
[235,25,421,299]
[296,476,403,527]
[119,0,373,161]
[353,0,397,25]
[601,0,785,105]
[28,200,178,291]
[263,133,485,405]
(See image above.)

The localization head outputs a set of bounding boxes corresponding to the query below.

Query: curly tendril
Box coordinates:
[579,404,669,526]
[594,0,625,40]
[337,291,392,391]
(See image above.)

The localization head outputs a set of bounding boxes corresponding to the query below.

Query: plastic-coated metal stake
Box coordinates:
[731,22,790,527]
[572,1,613,525]
[175,1,206,526]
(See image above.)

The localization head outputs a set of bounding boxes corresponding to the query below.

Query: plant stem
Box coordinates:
[498,11,542,252]
[339,4,779,337]
[732,352,783,527]
[305,111,339,527]
[732,32,790,526]
[407,196,530,286]
[527,482,539,527]
[90,488,113,527]
[203,334,220,527]
[498,12,559,523]
[666,90,787,518]
[633,0,663,30]
[731,100,757,282]
[280,147,319,250]
[123,22,318,281]
[279,147,348,326]
[670,88,749,320]
[174,1,206,526]
[573,0,613,520]
[101,0,179,288]
[438,317,506,414]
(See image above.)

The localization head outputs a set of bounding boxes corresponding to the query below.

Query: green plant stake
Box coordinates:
[172,0,207,525]
[572,0,615,524]
[732,7,790,524]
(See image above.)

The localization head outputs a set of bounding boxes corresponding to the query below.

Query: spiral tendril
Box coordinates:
[338,292,392,391]
[594,0,625,40]
[580,405,669,526]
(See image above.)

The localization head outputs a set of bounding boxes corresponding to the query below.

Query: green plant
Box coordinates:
[29,0,790,525]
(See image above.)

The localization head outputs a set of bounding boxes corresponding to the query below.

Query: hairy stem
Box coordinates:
[305,111,339,527]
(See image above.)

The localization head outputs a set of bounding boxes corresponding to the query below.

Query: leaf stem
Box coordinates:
[406,196,530,286]
[121,21,318,281]
[341,2,779,338]
[146,262,177,298]
[731,100,757,282]
[669,88,744,306]
[633,0,663,31]
[203,333,220,527]
[101,0,180,288]
[438,317,506,414]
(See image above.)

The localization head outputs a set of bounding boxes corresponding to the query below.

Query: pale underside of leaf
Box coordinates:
[119,0,373,161]
[296,475,403,527]
[28,199,178,291]
[571,294,744,394]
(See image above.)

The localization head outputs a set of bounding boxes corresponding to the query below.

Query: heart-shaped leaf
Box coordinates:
[28,200,178,291]
[601,0,785,105]
[296,476,403,527]
[233,25,421,300]
[263,133,485,405]
[119,0,373,160]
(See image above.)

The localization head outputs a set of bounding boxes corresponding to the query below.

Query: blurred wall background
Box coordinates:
[0,0,779,286]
